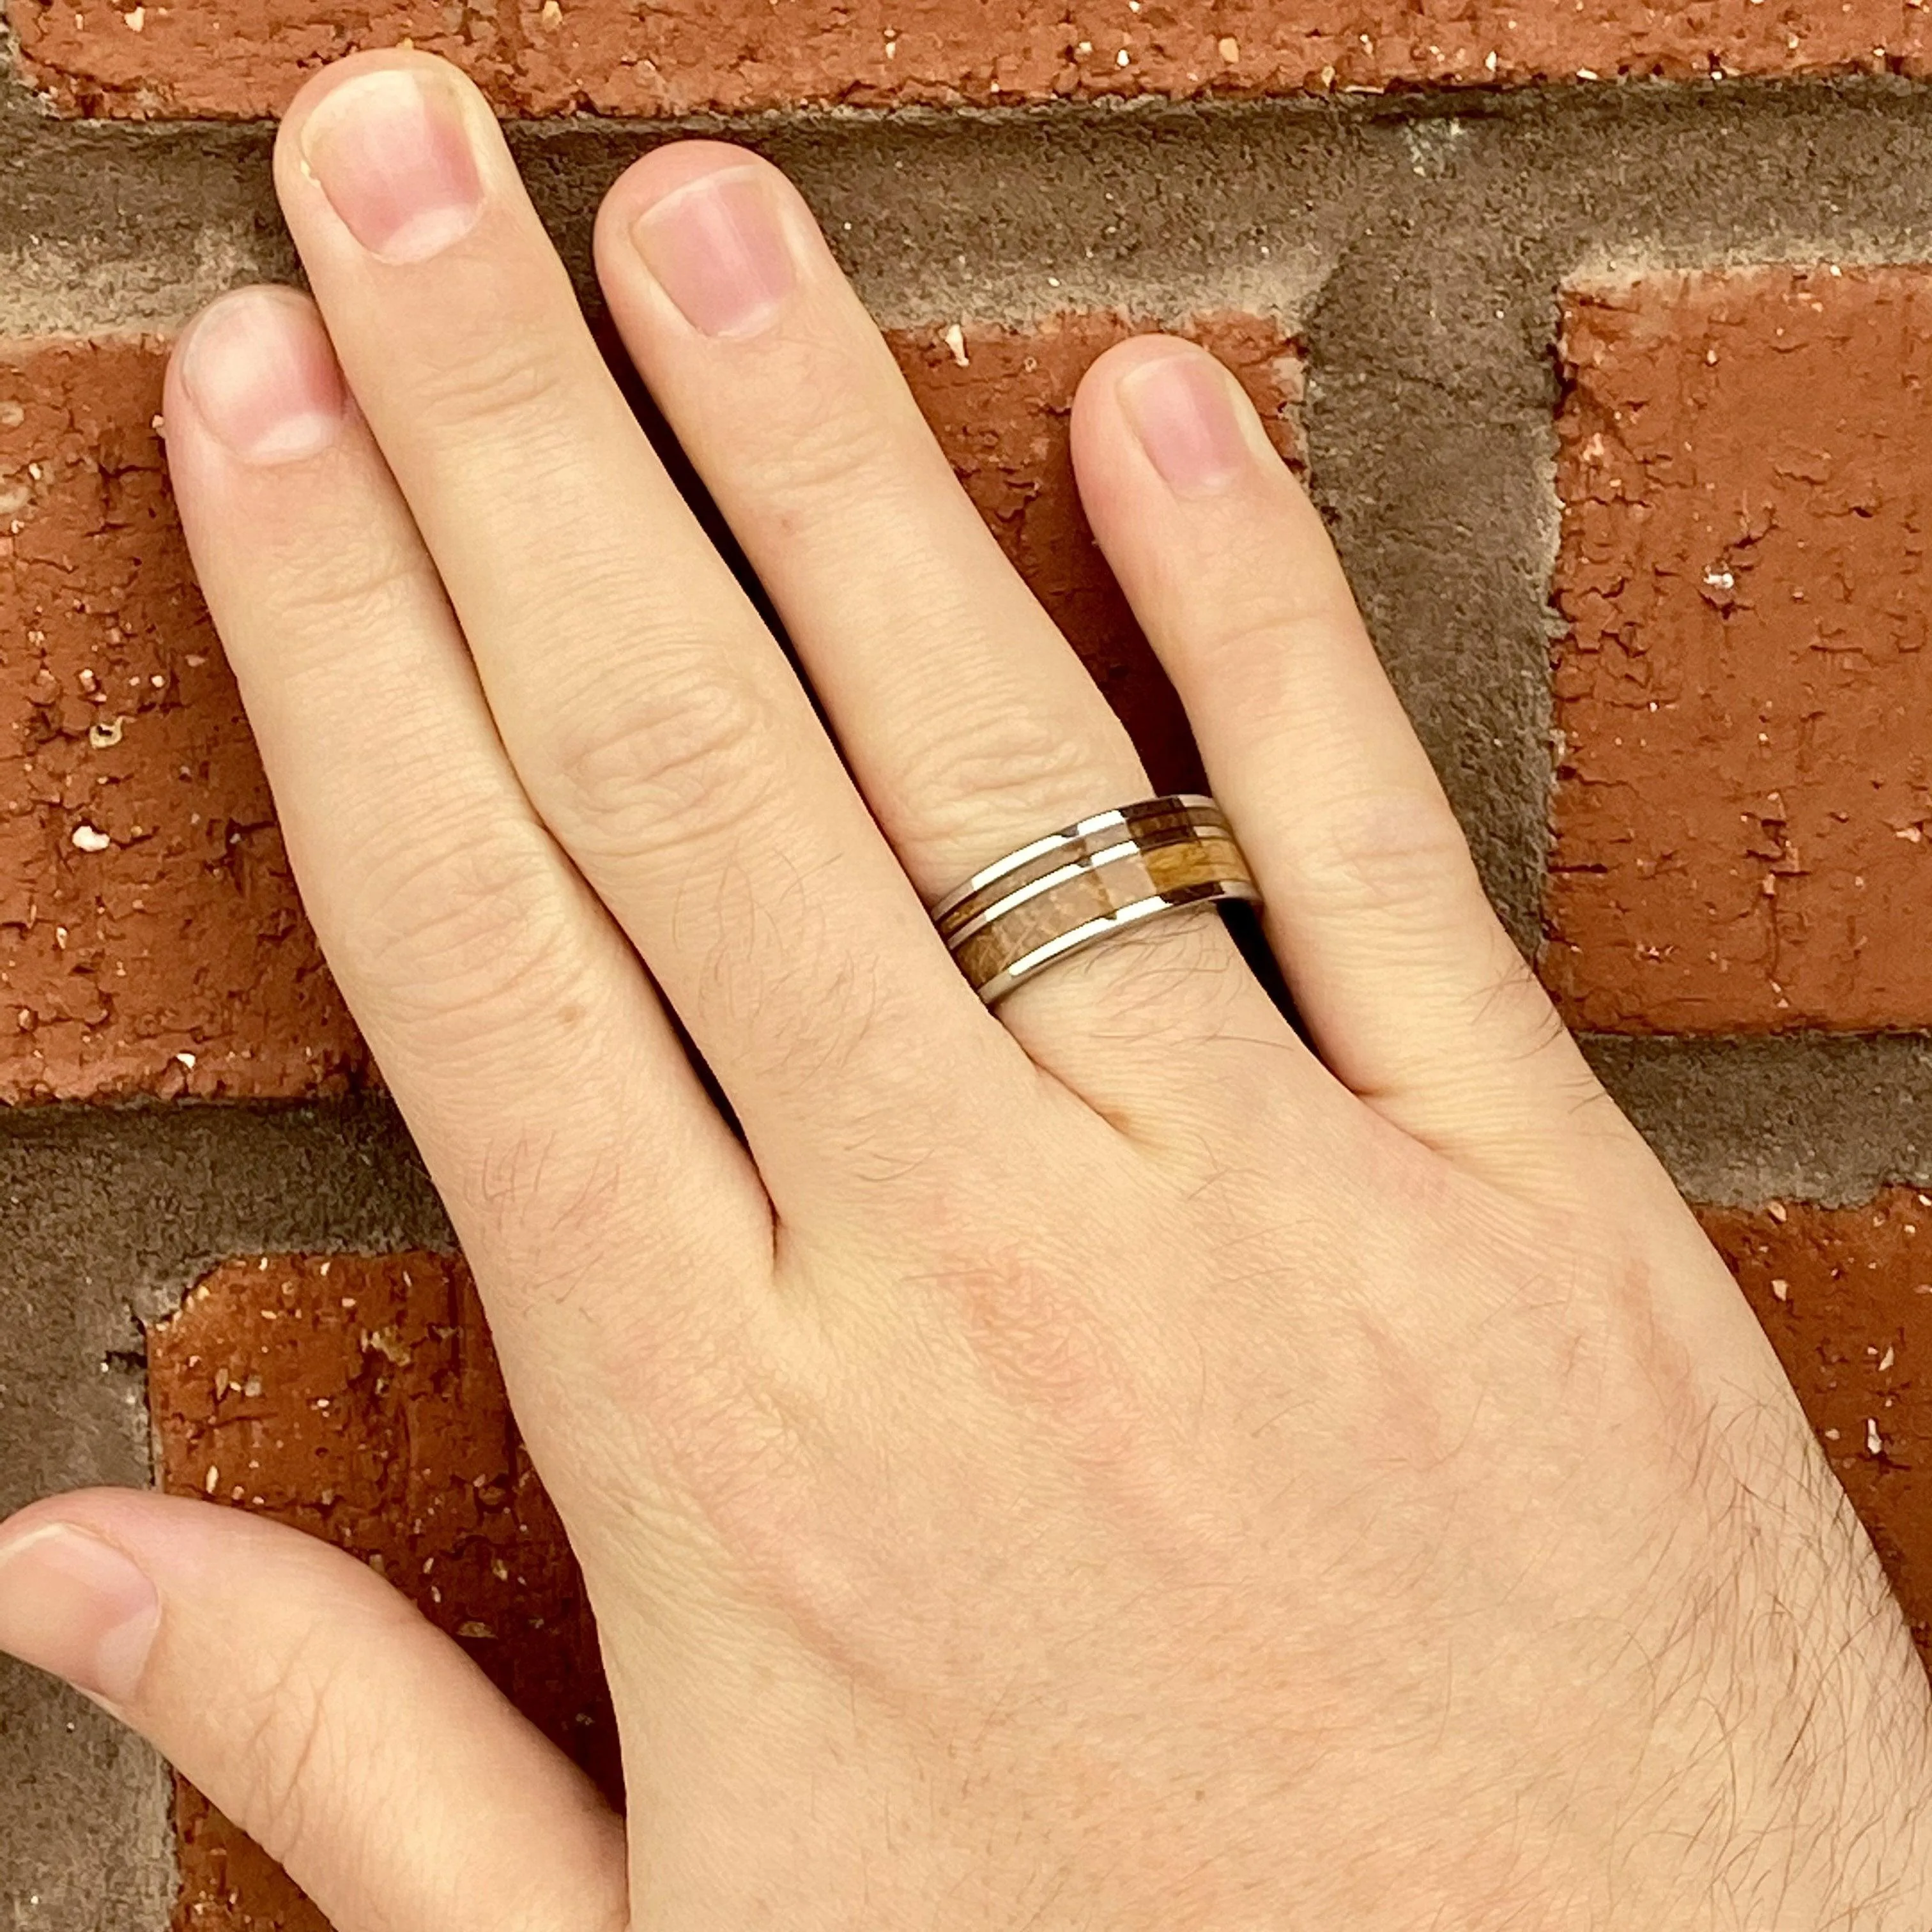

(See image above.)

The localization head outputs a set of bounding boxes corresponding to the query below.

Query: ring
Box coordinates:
[931,794,1262,1005]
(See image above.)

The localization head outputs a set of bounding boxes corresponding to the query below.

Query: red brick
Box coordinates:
[889,311,1302,795]
[0,335,366,1101]
[148,1252,616,1931]
[1702,1193,1932,1665]
[1545,268,1932,1035]
[17,0,1926,119]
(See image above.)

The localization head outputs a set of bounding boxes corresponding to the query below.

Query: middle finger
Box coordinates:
[272,52,1025,1199]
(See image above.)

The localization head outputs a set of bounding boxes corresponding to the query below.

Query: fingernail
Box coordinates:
[300,66,486,264]
[0,1524,160,1706]
[629,169,797,338]
[1119,351,1262,498]
[177,293,348,466]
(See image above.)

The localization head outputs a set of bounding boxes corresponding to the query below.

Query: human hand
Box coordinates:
[1,47,1928,1930]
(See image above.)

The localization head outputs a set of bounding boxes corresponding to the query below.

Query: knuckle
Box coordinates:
[344,814,595,1039]
[622,1324,818,1544]
[692,312,928,508]
[1297,788,1478,919]
[735,357,902,503]
[406,326,571,435]
[1188,599,1332,707]
[894,701,1114,857]
[545,660,786,858]
[252,531,429,671]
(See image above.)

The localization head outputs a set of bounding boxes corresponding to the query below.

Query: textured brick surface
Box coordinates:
[18,0,1931,119]
[1545,267,1932,1036]
[149,1252,614,1931]
[891,312,1301,795]
[1703,1193,1932,1662]
[0,335,365,1102]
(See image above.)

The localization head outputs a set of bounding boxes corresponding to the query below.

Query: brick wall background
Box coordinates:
[10,8,1932,1926]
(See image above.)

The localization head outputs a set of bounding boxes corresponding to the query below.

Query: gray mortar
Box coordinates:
[10,68,1932,1928]
[1584,1034,1932,1208]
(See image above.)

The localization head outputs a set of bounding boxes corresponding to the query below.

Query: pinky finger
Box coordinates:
[0,1491,627,1932]
[1070,336,1639,1193]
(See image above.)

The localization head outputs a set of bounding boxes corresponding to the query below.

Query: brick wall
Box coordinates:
[8,6,1932,1926]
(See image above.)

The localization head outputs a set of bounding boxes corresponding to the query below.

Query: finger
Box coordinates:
[0,1492,628,1932]
[162,287,774,1400]
[1070,337,1634,1184]
[592,144,1298,1084]
[270,53,1020,1197]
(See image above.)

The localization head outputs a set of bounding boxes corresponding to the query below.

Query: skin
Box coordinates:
[1,46,1930,1931]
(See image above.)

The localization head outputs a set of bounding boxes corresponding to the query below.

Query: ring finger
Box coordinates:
[590,143,1303,1092]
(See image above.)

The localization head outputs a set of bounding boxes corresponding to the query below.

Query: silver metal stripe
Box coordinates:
[942,838,1142,950]
[945,826,1091,906]
[1001,907,1140,983]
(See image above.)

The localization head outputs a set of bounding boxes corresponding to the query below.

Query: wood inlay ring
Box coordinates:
[931,795,1261,1004]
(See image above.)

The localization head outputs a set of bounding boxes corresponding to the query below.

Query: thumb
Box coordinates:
[0,1489,628,1932]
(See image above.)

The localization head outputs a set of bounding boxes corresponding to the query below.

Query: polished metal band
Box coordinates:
[932,794,1262,1005]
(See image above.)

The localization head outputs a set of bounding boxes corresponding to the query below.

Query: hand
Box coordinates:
[2,47,1929,1931]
